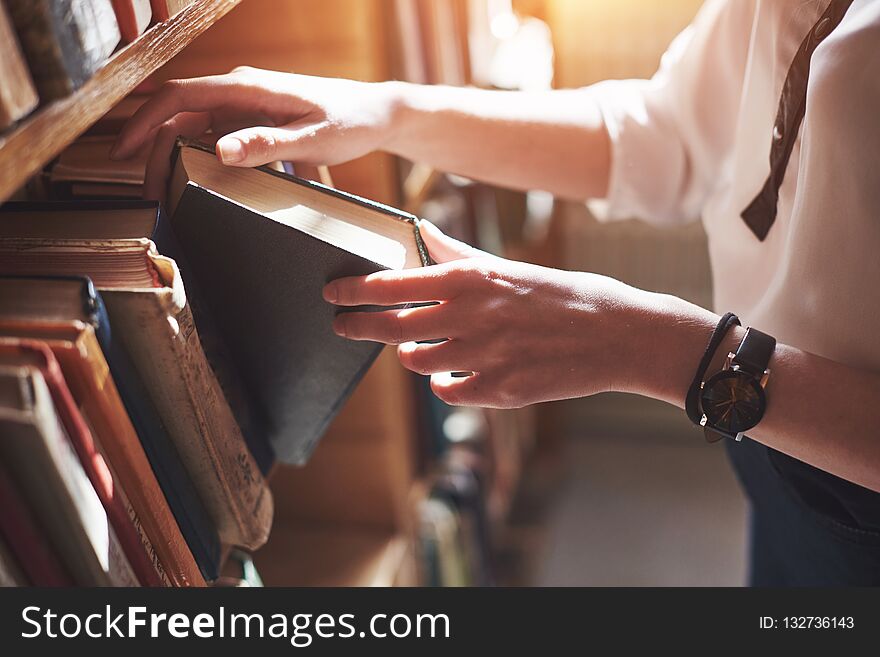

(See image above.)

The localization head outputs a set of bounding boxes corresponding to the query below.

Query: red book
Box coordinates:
[0,466,73,586]
[0,339,165,586]
[111,0,152,43]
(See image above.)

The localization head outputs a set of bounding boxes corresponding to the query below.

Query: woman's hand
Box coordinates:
[111,67,401,201]
[323,221,673,408]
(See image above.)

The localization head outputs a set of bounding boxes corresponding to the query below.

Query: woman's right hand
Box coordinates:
[111,67,401,201]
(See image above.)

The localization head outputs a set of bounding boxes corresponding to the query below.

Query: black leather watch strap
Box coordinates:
[733,327,776,376]
[685,313,741,426]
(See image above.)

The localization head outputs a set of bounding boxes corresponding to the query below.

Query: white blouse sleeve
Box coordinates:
[589,0,756,226]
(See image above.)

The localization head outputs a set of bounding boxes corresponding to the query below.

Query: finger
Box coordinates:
[418,220,487,263]
[113,76,249,159]
[324,264,466,307]
[142,112,212,202]
[215,120,331,167]
[430,371,495,407]
[397,340,471,375]
[332,304,456,345]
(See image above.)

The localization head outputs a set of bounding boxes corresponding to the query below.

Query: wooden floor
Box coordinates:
[498,395,749,587]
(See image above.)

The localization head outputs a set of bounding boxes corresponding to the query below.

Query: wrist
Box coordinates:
[613,289,722,407]
[379,80,417,154]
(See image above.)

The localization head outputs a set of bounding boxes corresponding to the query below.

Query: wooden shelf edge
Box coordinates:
[0,0,243,203]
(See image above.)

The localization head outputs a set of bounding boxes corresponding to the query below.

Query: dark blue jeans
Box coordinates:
[725,438,880,586]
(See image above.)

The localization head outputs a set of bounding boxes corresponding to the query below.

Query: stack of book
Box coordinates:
[0,0,196,132]
[0,138,430,586]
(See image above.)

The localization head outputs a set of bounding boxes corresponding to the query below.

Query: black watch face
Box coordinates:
[700,370,766,434]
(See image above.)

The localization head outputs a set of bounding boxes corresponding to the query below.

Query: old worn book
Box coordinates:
[0,464,73,586]
[0,337,165,586]
[48,136,147,199]
[0,237,273,551]
[0,321,204,586]
[0,0,38,130]
[0,277,219,583]
[0,199,156,238]
[0,363,139,586]
[5,0,120,100]
[110,0,151,43]
[168,139,430,464]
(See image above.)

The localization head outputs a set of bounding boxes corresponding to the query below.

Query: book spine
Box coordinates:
[5,0,76,99]
[88,286,219,583]
[0,464,74,586]
[176,301,274,547]
[0,0,39,129]
[102,286,273,551]
[114,472,172,586]
[64,331,206,587]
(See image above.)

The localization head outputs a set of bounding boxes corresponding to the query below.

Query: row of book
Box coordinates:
[0,0,194,131]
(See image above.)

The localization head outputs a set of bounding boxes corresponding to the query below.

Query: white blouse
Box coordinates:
[591,0,880,371]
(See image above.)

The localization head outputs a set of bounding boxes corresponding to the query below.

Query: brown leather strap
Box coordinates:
[741,0,855,241]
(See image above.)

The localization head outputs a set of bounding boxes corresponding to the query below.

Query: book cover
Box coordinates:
[168,139,429,464]
[6,0,120,100]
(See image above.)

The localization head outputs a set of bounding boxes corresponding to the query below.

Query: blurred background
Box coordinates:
[57,0,750,586]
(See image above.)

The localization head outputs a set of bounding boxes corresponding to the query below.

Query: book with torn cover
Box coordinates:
[167,139,430,464]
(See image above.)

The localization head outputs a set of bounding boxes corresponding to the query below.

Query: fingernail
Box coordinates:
[332,315,346,336]
[322,282,338,303]
[217,137,244,164]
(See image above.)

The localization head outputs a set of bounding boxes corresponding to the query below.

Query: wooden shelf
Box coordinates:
[0,0,243,203]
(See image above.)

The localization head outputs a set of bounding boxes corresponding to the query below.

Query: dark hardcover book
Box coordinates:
[167,139,430,464]
[0,275,221,581]
[6,0,120,100]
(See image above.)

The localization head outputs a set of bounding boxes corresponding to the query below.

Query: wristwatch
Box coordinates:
[699,327,776,441]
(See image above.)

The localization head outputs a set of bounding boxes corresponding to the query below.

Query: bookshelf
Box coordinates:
[0,0,243,204]
[0,0,534,588]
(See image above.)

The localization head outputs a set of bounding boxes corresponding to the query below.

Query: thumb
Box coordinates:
[418,220,487,263]
[215,121,324,167]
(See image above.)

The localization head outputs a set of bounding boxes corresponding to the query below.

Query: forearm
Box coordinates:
[383,82,611,201]
[626,292,880,493]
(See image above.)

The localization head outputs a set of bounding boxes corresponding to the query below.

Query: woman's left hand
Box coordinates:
[323,221,664,408]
